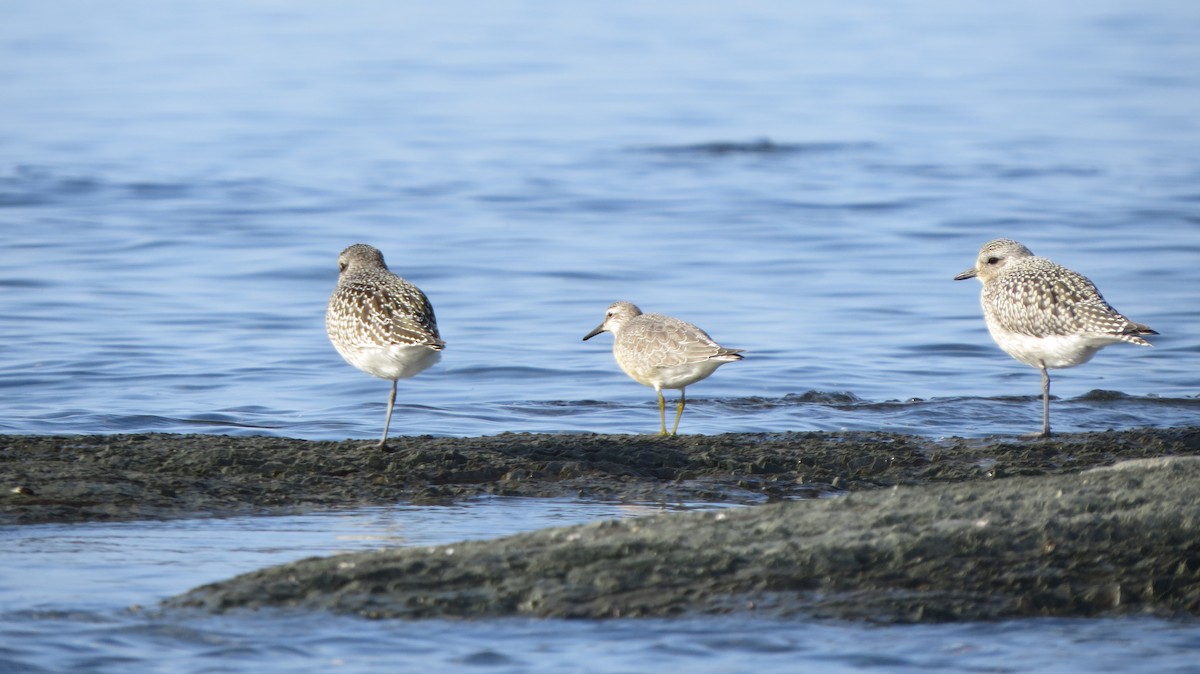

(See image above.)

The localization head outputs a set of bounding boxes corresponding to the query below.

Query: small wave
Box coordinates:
[782,390,863,404]
[0,165,102,207]
[1078,389,1131,401]
[5,391,1195,440]
[125,182,191,200]
[867,162,1100,181]
[633,139,875,156]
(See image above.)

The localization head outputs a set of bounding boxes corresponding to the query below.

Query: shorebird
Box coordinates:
[583,301,743,435]
[954,238,1156,437]
[326,243,444,449]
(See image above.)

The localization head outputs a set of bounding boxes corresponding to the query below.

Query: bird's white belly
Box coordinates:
[618,358,725,390]
[337,343,442,381]
[985,326,1118,370]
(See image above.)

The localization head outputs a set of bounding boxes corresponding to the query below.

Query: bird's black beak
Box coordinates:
[953,268,977,281]
[582,324,606,341]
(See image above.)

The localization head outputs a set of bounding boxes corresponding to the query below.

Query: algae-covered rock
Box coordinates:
[166,455,1200,623]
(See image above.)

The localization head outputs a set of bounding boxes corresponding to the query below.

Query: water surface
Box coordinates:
[1,0,1197,440]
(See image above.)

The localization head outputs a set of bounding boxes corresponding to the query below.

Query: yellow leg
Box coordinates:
[656,388,667,436]
[670,388,686,436]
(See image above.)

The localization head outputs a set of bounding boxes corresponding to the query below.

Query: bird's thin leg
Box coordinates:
[670,388,686,436]
[1040,364,1051,438]
[656,388,667,436]
[380,379,398,449]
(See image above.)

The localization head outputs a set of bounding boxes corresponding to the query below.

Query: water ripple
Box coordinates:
[633,139,878,156]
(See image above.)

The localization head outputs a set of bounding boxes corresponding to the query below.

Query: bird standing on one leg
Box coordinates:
[583,301,743,436]
[326,243,445,450]
[954,238,1156,438]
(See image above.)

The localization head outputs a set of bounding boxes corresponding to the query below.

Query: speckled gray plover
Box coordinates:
[583,301,743,436]
[326,243,444,449]
[954,238,1156,437]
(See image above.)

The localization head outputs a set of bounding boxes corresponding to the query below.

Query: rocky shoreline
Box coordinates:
[4,428,1199,622]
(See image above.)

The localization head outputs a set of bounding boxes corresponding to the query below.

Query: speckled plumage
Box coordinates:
[326,243,444,448]
[583,301,743,435]
[955,238,1156,437]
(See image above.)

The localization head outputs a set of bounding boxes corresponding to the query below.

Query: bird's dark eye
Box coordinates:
[339,262,348,272]
[986,256,1000,265]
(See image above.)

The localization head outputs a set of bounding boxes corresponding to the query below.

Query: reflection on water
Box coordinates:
[1,498,718,611]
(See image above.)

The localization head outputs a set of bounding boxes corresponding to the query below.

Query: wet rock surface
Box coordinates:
[3,428,1197,524]
[4,428,1199,622]
[167,454,1200,622]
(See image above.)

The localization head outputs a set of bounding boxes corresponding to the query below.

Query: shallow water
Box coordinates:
[2,498,716,612]
[1,0,1198,440]
[3,497,1198,674]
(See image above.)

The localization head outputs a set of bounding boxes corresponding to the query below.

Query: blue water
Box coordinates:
[0,0,1197,440]
[3,2,1200,671]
